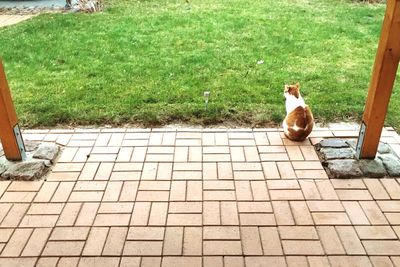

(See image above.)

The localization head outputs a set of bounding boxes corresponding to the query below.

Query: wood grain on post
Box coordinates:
[357,0,400,159]
[0,59,23,161]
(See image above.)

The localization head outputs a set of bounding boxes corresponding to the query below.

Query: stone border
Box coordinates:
[315,138,400,178]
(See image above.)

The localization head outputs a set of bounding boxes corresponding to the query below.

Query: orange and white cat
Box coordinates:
[283,83,314,141]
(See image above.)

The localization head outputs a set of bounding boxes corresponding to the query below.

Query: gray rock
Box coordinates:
[326,160,363,178]
[33,144,60,162]
[24,140,40,152]
[320,147,354,160]
[359,159,387,178]
[318,139,349,149]
[0,160,7,175]
[1,161,47,181]
[378,142,392,154]
[346,139,357,150]
[379,154,400,177]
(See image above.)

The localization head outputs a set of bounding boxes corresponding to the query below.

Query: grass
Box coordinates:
[0,0,399,129]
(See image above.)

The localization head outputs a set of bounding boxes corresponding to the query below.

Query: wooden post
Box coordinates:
[356,0,400,159]
[0,59,26,161]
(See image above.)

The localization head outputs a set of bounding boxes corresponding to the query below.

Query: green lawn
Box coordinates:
[1,0,399,128]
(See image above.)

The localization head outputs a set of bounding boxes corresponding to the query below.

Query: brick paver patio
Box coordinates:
[1,126,400,266]
[0,15,33,28]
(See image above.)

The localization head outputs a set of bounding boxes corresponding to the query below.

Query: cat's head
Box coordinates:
[284,82,300,99]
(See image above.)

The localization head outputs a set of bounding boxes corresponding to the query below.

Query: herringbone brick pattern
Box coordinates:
[1,126,400,266]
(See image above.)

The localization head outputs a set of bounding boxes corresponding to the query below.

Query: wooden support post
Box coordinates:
[0,59,26,161]
[356,0,400,159]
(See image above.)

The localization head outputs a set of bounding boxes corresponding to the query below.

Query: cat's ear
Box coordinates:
[295,82,300,88]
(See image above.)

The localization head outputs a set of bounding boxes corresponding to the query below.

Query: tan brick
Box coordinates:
[317,226,345,255]
[286,256,308,267]
[251,181,270,201]
[378,201,400,212]
[57,202,81,226]
[7,181,43,191]
[336,226,365,255]
[307,256,331,267]
[161,257,201,267]
[127,227,164,240]
[312,213,351,225]
[270,190,304,200]
[75,202,99,226]
[167,214,202,226]
[262,162,281,179]
[381,179,400,199]
[35,257,59,267]
[355,226,397,240]
[299,180,321,200]
[218,162,233,179]
[282,240,324,255]
[0,228,13,243]
[131,147,147,162]
[204,190,236,201]
[162,227,183,255]
[300,146,319,160]
[82,227,109,256]
[53,163,84,172]
[110,171,141,181]
[78,257,120,267]
[363,241,400,255]
[169,202,202,214]
[240,213,276,226]
[34,182,59,202]
[260,153,289,162]
[203,241,242,255]
[136,191,169,202]
[221,202,239,225]
[336,190,373,201]
[331,179,366,189]
[20,215,58,227]
[315,180,338,200]
[157,162,173,180]
[273,201,294,225]
[94,213,130,226]
[78,162,100,180]
[21,228,52,256]
[1,228,33,256]
[369,257,394,267]
[234,170,264,180]
[119,181,139,202]
[183,227,202,255]
[360,201,388,225]
[169,181,186,201]
[245,256,286,267]
[277,162,296,179]
[123,241,163,256]
[149,202,168,226]
[296,170,328,179]
[363,179,390,200]
[69,191,103,202]
[259,227,283,255]
[279,226,318,240]
[290,201,314,225]
[141,163,158,179]
[131,202,151,226]
[238,202,272,213]
[204,180,234,190]
[103,227,128,255]
[187,181,202,201]
[42,241,85,256]
[204,226,240,240]
[113,162,143,172]
[102,181,123,201]
[51,182,74,202]
[307,201,344,212]
[240,227,263,255]
[286,146,304,161]
[224,256,245,267]
[57,257,80,267]
[50,226,89,241]
[0,258,37,267]
[342,201,370,225]
[203,257,223,267]
[0,191,36,202]
[28,203,64,215]
[292,161,323,170]
[94,162,114,180]
[0,203,28,227]
[116,147,133,162]
[119,257,141,267]
[203,201,220,225]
